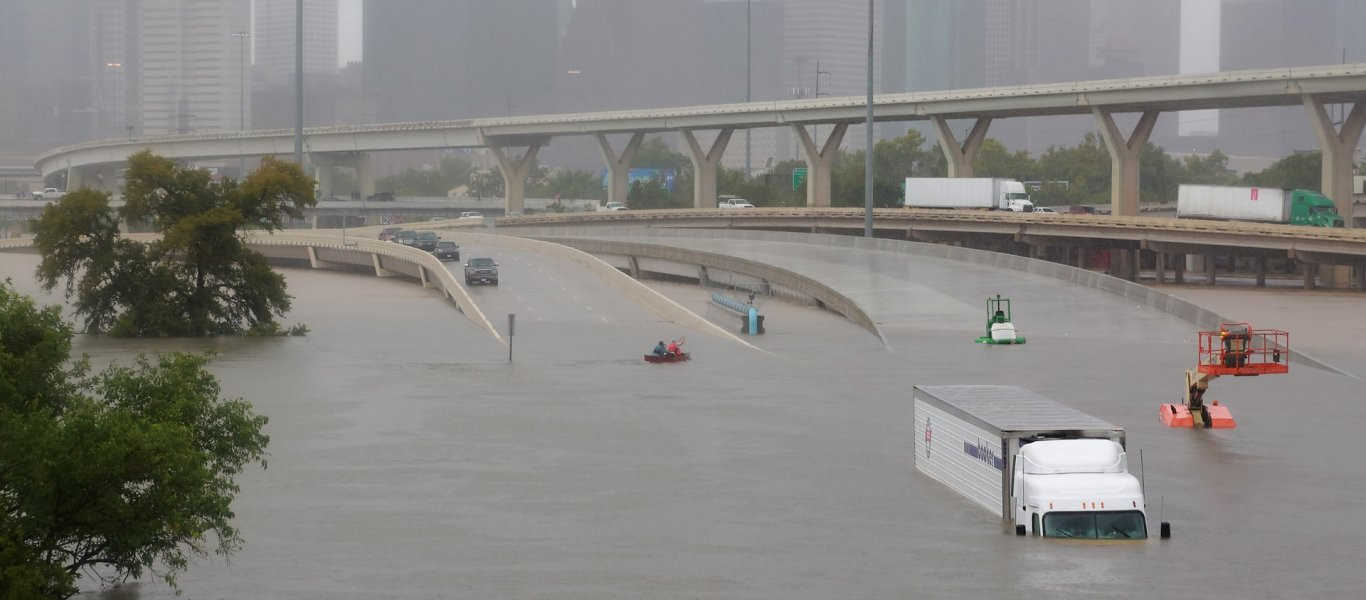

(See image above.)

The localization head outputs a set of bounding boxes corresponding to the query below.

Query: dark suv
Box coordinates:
[464,257,498,286]
[413,231,440,251]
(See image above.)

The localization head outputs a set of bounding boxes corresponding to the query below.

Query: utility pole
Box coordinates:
[232,30,251,176]
[745,0,752,179]
[294,0,304,166]
[863,0,874,238]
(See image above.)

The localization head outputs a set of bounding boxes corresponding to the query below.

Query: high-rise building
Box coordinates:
[364,0,559,123]
[91,0,142,141]
[255,0,339,85]
[0,0,99,160]
[140,0,252,135]
[1217,0,1365,158]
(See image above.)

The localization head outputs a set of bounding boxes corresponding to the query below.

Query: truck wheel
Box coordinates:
[1015,524,1026,536]
[1160,522,1171,539]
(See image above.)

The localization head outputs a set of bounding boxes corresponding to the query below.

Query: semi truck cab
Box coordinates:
[1288,190,1344,227]
[1011,439,1148,539]
[999,181,1034,212]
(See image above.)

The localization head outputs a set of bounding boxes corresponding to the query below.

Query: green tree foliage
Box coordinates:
[31,151,314,337]
[1139,142,1181,202]
[633,136,691,172]
[0,282,270,598]
[375,156,474,196]
[1241,150,1322,190]
[530,168,605,200]
[1180,149,1240,186]
[1036,132,1112,205]
[974,138,1037,181]
[627,177,690,209]
[467,169,505,199]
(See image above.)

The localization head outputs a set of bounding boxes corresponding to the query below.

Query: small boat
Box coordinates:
[644,352,690,363]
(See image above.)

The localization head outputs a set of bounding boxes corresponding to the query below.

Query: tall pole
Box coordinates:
[863,0,874,237]
[232,31,250,174]
[294,0,304,166]
[745,0,752,179]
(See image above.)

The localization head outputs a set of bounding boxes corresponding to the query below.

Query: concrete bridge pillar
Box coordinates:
[792,123,849,208]
[1304,95,1365,229]
[1093,109,1158,218]
[357,153,376,199]
[680,128,733,209]
[65,165,86,191]
[596,132,644,207]
[488,143,542,215]
[311,154,336,199]
[931,117,992,178]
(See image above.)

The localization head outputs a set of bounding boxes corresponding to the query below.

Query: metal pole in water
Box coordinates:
[863,0,874,238]
[507,313,516,362]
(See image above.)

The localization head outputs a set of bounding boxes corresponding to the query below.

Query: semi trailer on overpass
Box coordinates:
[1177,184,1343,227]
[903,178,1034,212]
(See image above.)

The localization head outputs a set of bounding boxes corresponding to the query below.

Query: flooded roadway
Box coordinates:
[3,232,1364,599]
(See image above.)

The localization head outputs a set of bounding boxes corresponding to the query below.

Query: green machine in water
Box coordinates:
[975,295,1026,345]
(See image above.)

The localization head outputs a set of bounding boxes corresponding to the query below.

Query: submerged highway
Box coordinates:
[2,227,1363,599]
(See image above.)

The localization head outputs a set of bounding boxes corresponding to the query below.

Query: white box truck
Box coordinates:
[913,385,1168,539]
[903,177,1034,212]
[1177,184,1343,227]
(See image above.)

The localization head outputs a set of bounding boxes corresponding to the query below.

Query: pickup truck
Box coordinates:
[718,197,755,208]
[597,202,628,212]
[33,188,66,201]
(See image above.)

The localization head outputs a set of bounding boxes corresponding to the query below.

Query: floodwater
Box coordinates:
[3,235,1365,599]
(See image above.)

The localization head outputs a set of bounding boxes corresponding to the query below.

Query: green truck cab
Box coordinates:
[1286,189,1344,227]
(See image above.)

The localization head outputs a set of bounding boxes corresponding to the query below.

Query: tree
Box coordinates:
[467,168,505,199]
[1036,132,1112,205]
[375,156,475,196]
[973,138,1037,181]
[1180,149,1239,186]
[32,151,314,337]
[0,281,270,598]
[530,168,606,200]
[1242,150,1322,190]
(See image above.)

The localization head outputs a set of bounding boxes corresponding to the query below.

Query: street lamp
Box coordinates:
[745,0,751,178]
[863,0,873,237]
[231,30,250,176]
[814,59,831,140]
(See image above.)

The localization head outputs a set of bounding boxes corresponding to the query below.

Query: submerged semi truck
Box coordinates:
[1176,184,1343,227]
[913,385,1169,540]
[903,177,1034,212]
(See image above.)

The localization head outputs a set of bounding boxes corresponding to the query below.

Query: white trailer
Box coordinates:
[1176,184,1342,227]
[913,385,1168,539]
[903,178,1033,211]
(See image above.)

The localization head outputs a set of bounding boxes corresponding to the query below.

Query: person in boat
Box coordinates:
[652,341,669,357]
[666,338,683,357]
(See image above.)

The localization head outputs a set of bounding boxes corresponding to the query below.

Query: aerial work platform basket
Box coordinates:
[1195,323,1289,377]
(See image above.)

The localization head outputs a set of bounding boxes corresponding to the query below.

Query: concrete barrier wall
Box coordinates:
[444,231,758,350]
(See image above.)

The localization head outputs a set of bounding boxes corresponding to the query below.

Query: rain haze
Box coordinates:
[3,2,1366,599]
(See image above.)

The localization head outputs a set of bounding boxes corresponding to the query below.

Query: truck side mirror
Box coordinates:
[1160,522,1171,539]
[1015,524,1026,536]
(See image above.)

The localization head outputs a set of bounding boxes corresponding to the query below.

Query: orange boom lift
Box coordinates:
[1160,323,1289,429]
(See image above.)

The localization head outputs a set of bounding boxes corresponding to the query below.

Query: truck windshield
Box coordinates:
[1006,193,1030,201]
[1043,511,1147,539]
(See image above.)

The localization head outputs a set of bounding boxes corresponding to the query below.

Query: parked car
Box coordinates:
[430,241,461,262]
[464,257,499,286]
[1032,206,1058,214]
[33,187,66,201]
[391,230,418,245]
[597,202,628,212]
[413,230,441,251]
[1068,205,1097,214]
[378,226,403,241]
[459,211,483,220]
[366,191,396,202]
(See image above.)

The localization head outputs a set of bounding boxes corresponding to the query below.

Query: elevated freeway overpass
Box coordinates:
[33,63,1366,222]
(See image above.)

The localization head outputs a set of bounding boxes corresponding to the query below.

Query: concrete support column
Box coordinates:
[1093,109,1159,217]
[1205,253,1216,285]
[792,123,849,208]
[357,153,376,199]
[1074,247,1085,268]
[1304,95,1366,228]
[313,157,336,199]
[1174,253,1185,283]
[1155,252,1167,284]
[931,117,992,178]
[1303,263,1317,290]
[679,128,734,209]
[596,132,644,207]
[65,166,85,190]
[489,143,542,215]
[1255,257,1267,287]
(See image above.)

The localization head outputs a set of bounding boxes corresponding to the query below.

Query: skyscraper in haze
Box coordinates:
[364,1,559,123]
[140,0,252,135]
[255,0,339,85]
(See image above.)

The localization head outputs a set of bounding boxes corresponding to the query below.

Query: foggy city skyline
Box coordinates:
[3,0,1365,178]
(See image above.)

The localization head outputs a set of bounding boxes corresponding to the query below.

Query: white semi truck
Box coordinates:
[903,177,1034,212]
[913,385,1169,540]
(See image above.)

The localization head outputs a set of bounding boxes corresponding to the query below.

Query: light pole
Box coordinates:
[814,59,831,140]
[294,0,303,166]
[745,0,752,178]
[231,30,250,176]
[863,0,874,237]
